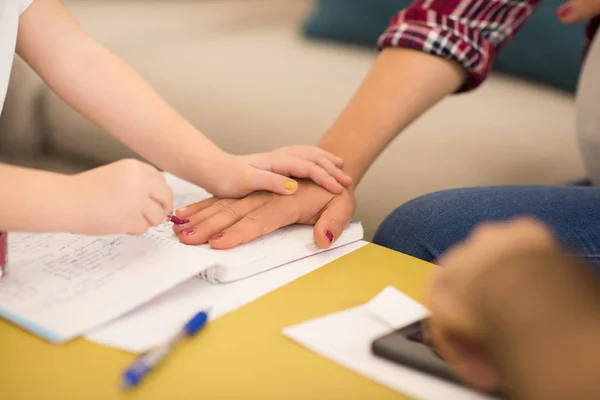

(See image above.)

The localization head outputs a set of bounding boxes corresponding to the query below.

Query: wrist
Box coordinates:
[318,132,370,188]
[188,150,233,193]
[48,175,90,233]
[13,172,79,233]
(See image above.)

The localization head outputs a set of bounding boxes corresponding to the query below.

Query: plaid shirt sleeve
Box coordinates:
[378,0,541,92]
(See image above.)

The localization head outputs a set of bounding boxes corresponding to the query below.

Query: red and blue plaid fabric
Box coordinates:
[378,0,599,92]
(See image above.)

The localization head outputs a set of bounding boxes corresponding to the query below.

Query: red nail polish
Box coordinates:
[183,228,196,236]
[210,233,224,241]
[557,4,573,19]
[325,230,334,244]
[169,214,189,225]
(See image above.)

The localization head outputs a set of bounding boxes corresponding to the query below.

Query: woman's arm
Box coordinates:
[318,49,465,183]
[319,0,541,184]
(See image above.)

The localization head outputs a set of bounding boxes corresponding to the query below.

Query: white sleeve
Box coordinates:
[19,0,34,14]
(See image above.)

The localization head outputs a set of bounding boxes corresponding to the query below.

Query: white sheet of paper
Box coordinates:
[366,286,430,328]
[87,241,367,352]
[0,175,222,342]
[2,232,215,343]
[283,287,494,400]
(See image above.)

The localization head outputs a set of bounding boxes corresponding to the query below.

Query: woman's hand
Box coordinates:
[557,0,600,23]
[204,146,352,199]
[172,180,356,249]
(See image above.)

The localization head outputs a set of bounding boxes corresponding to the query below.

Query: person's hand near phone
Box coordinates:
[427,218,600,399]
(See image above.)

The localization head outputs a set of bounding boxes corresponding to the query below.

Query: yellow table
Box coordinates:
[0,244,435,400]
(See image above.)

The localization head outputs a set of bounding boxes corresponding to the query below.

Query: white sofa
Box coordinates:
[0,0,585,239]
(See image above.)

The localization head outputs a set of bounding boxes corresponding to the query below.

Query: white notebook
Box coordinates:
[199,222,363,283]
[152,175,364,283]
[0,174,363,342]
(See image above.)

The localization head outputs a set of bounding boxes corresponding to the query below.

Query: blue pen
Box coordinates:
[121,310,210,389]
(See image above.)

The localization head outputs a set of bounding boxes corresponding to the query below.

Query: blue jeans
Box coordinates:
[373,186,600,267]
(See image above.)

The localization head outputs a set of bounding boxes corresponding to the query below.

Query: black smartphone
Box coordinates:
[371,318,463,385]
[372,319,505,398]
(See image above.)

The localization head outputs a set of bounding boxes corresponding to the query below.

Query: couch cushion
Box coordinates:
[41,0,583,238]
[303,0,585,93]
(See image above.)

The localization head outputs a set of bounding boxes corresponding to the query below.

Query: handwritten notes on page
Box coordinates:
[0,177,216,342]
[2,233,215,343]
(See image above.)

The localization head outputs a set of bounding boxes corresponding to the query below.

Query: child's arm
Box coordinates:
[0,164,74,232]
[15,0,351,198]
[0,160,173,235]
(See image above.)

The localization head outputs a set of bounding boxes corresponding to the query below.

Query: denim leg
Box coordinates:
[374,186,600,267]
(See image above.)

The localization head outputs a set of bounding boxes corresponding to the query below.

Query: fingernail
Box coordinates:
[284,180,297,191]
[210,232,224,241]
[345,174,352,181]
[176,207,188,213]
[183,228,196,236]
[169,215,189,225]
[325,230,334,244]
[557,4,573,19]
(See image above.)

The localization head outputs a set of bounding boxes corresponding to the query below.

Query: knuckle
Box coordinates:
[244,210,260,223]
[471,221,503,239]
[511,218,555,243]
[215,201,239,219]
[326,217,345,233]
[243,211,272,237]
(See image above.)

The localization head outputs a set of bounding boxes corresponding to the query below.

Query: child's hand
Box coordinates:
[67,159,174,235]
[206,146,352,198]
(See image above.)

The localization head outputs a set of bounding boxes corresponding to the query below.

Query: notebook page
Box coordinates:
[87,241,367,352]
[2,233,215,342]
[0,178,215,342]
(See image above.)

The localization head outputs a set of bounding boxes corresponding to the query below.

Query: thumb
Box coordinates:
[313,195,354,249]
[245,168,298,195]
[558,0,600,23]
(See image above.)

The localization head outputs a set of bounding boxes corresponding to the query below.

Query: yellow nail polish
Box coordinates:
[284,180,297,191]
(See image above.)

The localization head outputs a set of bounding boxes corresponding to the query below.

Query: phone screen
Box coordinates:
[372,319,503,398]
[372,318,465,383]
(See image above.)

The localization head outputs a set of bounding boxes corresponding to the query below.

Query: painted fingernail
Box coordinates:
[557,4,573,19]
[346,174,352,181]
[182,228,196,236]
[325,230,334,244]
[284,180,297,191]
[169,215,189,225]
[210,232,224,241]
